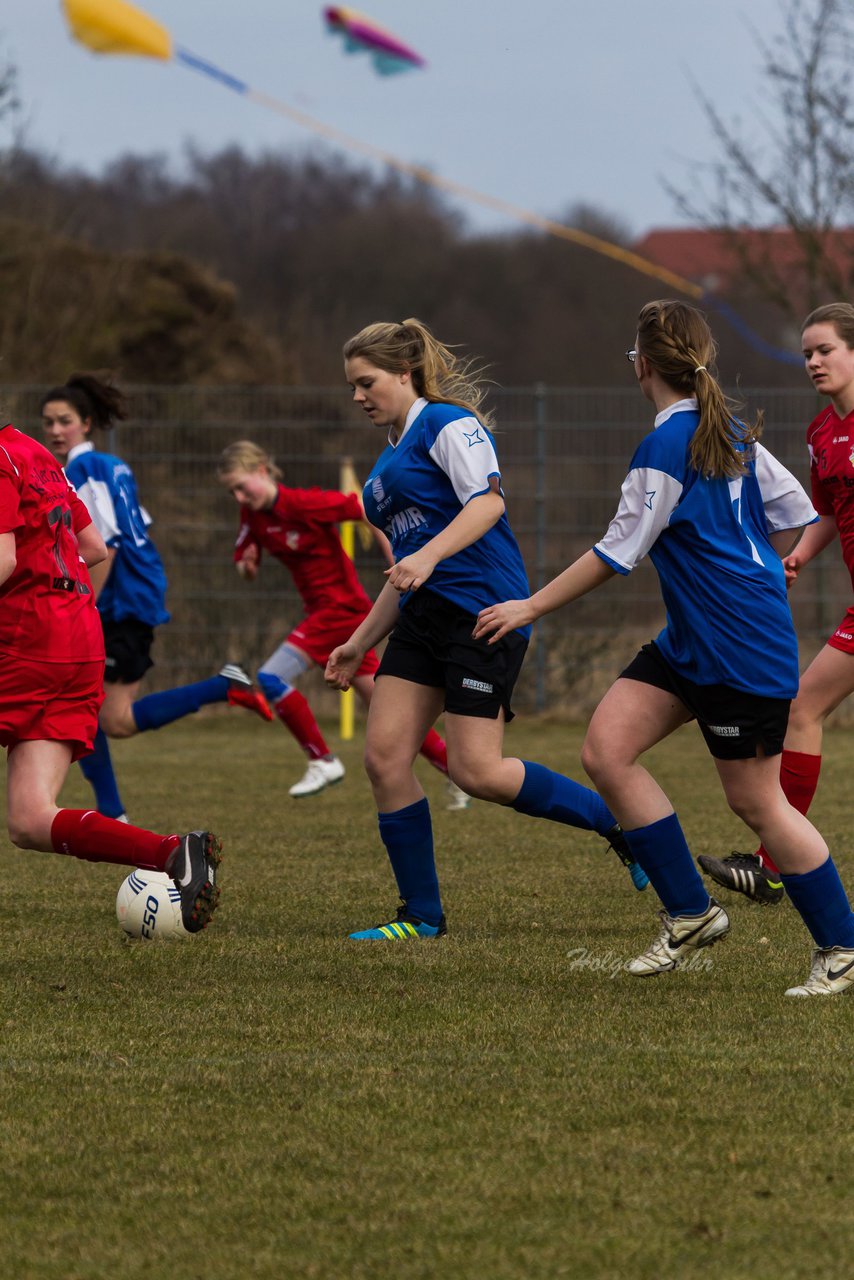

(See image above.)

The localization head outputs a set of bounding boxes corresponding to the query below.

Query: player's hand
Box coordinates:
[325,642,363,691]
[782,553,801,591]
[473,599,534,644]
[385,551,436,593]
[236,546,260,580]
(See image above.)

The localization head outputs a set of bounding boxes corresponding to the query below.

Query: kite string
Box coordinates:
[174,46,701,299]
[177,46,808,366]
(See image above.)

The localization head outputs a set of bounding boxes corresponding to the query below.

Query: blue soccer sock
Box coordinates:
[781,858,854,949]
[132,675,229,733]
[377,798,442,926]
[510,760,614,835]
[78,728,126,819]
[620,812,710,917]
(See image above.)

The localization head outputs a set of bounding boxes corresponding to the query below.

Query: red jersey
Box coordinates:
[0,425,105,662]
[234,486,374,616]
[807,405,854,591]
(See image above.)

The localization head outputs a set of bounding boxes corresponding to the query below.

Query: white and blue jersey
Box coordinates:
[65,442,169,627]
[362,398,531,634]
[593,399,817,698]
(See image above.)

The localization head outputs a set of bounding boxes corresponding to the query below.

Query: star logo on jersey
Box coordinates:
[464,427,485,448]
[644,489,656,509]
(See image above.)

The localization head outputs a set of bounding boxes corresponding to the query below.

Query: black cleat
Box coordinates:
[697,850,784,906]
[605,824,649,891]
[167,831,222,932]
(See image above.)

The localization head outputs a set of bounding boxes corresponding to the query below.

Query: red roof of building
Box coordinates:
[633,227,854,294]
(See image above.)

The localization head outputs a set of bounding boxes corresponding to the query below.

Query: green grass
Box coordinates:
[1,717,852,1280]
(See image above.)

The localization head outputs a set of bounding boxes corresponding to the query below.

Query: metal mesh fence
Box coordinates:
[4,383,847,720]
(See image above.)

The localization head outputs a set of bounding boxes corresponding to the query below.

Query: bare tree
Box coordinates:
[666,0,854,317]
[0,40,21,152]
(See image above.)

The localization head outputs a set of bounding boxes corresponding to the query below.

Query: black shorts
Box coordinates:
[377,588,528,721]
[101,617,156,684]
[620,642,790,761]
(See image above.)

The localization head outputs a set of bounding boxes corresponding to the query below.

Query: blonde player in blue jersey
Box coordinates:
[42,374,270,821]
[476,299,854,997]
[326,318,649,942]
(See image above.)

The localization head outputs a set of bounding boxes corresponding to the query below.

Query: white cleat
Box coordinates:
[628,900,730,977]
[445,780,471,811]
[289,756,345,798]
[785,946,854,996]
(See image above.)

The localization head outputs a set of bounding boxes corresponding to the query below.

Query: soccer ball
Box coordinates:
[116,869,187,940]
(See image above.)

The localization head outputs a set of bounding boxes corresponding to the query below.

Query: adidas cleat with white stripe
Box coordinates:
[697,850,784,905]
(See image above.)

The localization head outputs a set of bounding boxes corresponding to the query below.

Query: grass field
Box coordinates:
[1,715,852,1280]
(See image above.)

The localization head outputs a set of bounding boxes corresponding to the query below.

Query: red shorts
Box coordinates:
[0,655,104,761]
[827,606,854,656]
[287,609,380,677]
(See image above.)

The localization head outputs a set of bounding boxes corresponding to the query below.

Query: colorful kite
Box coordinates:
[323,7,426,76]
[59,0,803,366]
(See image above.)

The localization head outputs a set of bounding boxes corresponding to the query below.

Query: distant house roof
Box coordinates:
[633,227,854,295]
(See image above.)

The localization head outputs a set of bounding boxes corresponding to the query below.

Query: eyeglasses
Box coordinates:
[625,348,638,364]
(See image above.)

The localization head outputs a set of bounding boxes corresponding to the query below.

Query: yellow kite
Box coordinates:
[62,0,172,60]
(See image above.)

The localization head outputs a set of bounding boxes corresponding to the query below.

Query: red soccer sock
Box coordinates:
[756,749,822,875]
[419,727,448,774]
[51,809,180,872]
[275,689,331,759]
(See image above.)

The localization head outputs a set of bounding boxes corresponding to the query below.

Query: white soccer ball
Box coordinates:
[116,869,188,940]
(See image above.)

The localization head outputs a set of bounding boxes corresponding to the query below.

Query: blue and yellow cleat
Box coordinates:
[349,904,447,940]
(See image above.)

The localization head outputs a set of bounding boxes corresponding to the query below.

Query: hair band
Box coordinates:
[695,365,707,373]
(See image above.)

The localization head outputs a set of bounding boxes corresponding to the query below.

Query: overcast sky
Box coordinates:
[4,0,789,239]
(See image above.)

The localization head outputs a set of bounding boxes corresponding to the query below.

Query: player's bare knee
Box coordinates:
[580,738,607,788]
[7,814,39,849]
[101,710,137,738]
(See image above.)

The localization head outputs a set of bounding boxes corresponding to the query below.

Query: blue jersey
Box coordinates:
[362,398,531,633]
[593,399,817,698]
[65,442,169,628]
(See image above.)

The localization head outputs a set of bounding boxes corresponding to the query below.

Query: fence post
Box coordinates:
[534,382,547,713]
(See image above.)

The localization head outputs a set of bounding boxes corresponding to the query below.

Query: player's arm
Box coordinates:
[284,488,363,524]
[474,459,675,642]
[76,521,108,570]
[474,550,616,642]
[234,518,262,580]
[781,512,839,587]
[86,546,117,597]
[386,484,505,594]
[325,580,401,690]
[0,530,16,586]
[371,523,394,568]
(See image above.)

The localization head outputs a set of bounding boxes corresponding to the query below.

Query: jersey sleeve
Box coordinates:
[72,474,121,545]
[427,417,501,505]
[753,444,818,530]
[277,488,363,524]
[67,484,94,535]
[594,465,684,574]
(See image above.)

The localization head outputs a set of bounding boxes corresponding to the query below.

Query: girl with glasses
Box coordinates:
[476,299,854,995]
